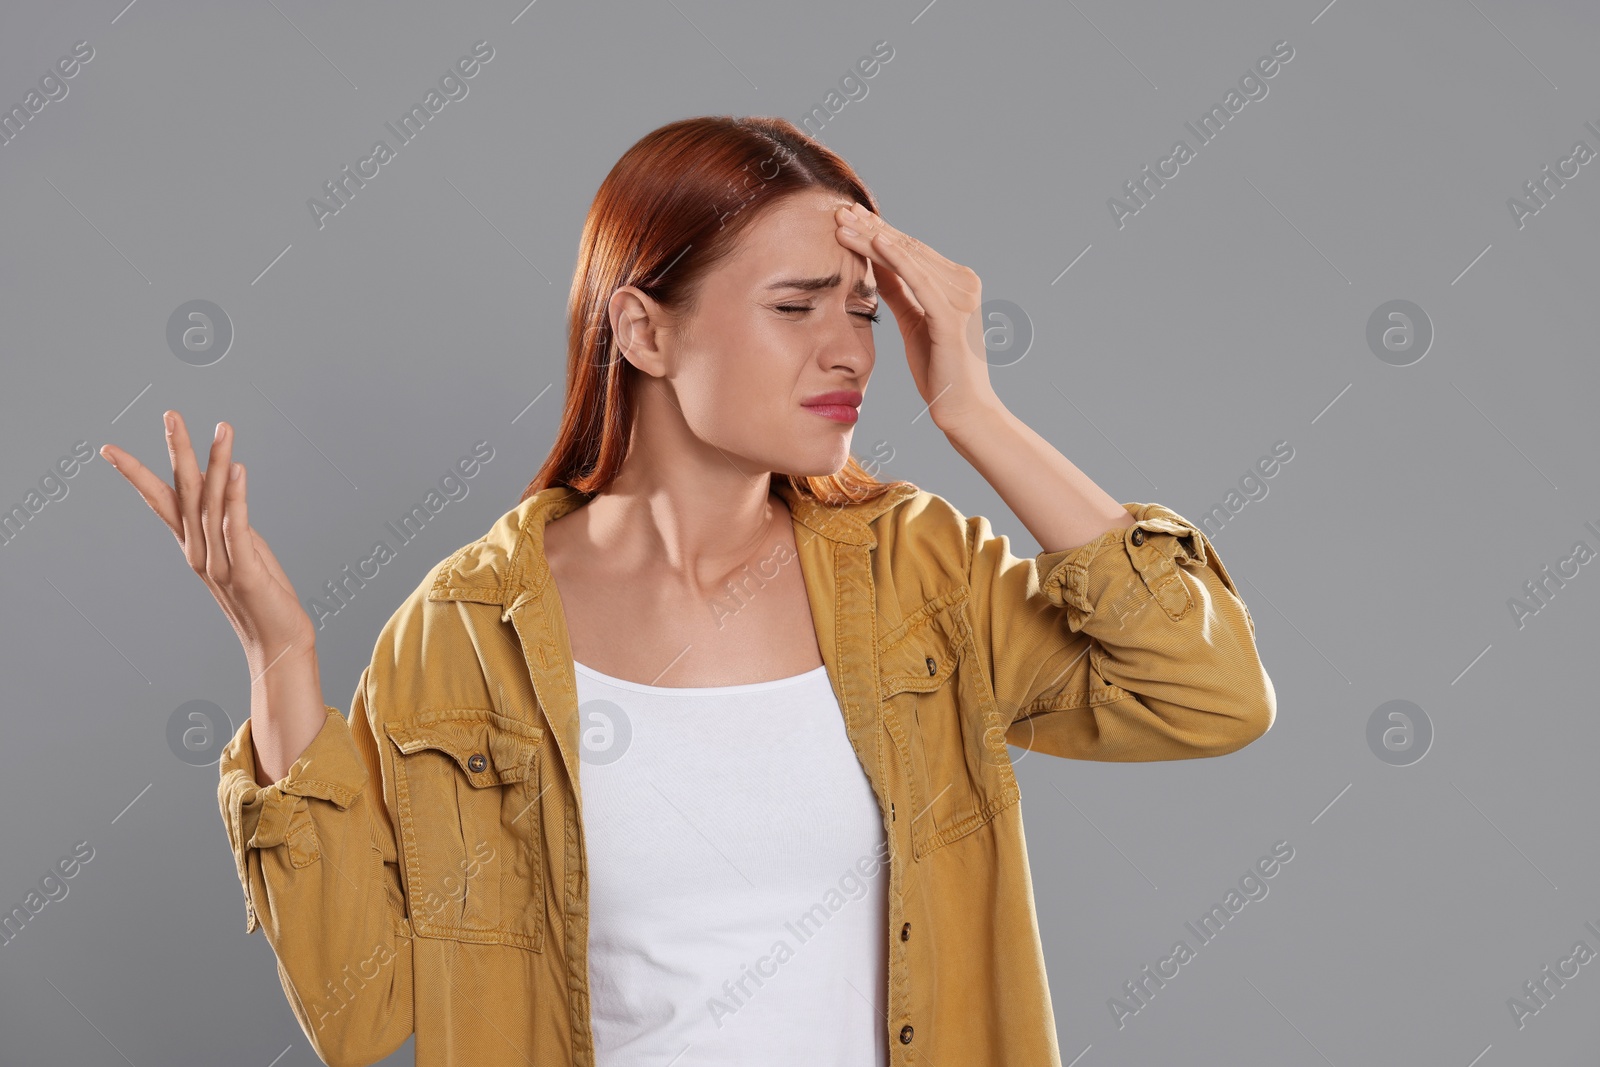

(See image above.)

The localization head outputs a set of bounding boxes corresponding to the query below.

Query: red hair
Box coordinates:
[519,115,912,507]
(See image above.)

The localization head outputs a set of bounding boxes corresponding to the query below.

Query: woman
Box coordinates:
[100,116,1274,1067]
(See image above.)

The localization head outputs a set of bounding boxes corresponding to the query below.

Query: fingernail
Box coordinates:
[840,226,860,237]
[230,462,241,482]
[163,412,174,434]
[214,422,223,442]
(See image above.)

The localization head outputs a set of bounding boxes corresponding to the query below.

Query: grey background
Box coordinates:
[2,0,1597,1064]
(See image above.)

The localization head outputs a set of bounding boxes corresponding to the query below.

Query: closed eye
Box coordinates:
[775,304,880,323]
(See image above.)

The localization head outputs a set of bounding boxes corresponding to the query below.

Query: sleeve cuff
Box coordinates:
[1037,503,1212,628]
[216,707,369,931]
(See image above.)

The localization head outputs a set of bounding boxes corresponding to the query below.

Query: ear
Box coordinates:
[607,286,673,377]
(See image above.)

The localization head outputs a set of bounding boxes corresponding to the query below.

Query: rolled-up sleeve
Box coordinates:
[967,501,1275,761]
[216,666,414,1067]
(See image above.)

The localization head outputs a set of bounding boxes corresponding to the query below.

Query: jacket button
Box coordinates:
[899,1024,914,1043]
[925,656,936,676]
[1130,528,1145,546]
[900,922,911,941]
[467,753,488,773]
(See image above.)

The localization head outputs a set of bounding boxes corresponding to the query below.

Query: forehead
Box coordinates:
[713,188,874,286]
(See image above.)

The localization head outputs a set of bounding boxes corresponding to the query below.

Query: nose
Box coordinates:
[819,307,873,377]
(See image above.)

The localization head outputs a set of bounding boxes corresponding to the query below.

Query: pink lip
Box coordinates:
[804,404,859,424]
[801,390,862,425]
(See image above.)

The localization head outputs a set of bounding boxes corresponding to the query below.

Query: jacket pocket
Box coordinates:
[879,588,1020,860]
[384,708,545,952]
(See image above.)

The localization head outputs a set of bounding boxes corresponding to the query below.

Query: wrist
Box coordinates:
[245,631,320,688]
[937,398,1010,450]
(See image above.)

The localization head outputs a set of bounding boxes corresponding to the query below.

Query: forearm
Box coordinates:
[942,402,1135,554]
[246,636,327,786]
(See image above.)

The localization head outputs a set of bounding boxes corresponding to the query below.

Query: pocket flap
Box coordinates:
[880,628,957,695]
[385,710,543,786]
[880,592,965,696]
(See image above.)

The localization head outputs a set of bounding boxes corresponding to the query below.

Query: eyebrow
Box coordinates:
[765,273,878,301]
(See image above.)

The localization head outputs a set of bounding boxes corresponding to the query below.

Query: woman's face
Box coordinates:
[624,187,881,480]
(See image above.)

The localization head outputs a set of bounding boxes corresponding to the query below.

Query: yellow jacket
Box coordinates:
[217,479,1274,1066]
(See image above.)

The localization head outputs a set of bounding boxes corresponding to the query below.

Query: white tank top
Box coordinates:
[574,658,889,1066]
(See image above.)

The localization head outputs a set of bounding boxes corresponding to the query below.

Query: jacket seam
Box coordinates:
[1016,681,1128,717]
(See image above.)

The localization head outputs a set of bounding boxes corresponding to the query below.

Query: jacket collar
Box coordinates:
[426,477,920,612]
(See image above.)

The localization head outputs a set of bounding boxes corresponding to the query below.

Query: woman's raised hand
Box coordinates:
[100,411,316,673]
[832,202,1003,435]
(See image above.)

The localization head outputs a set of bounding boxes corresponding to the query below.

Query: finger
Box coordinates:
[201,421,235,583]
[833,206,923,320]
[837,213,942,320]
[166,411,208,573]
[99,444,182,536]
[867,257,925,325]
[850,213,944,312]
[847,204,970,290]
[221,457,256,581]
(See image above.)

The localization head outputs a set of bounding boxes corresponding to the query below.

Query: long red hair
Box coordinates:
[519,115,912,507]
